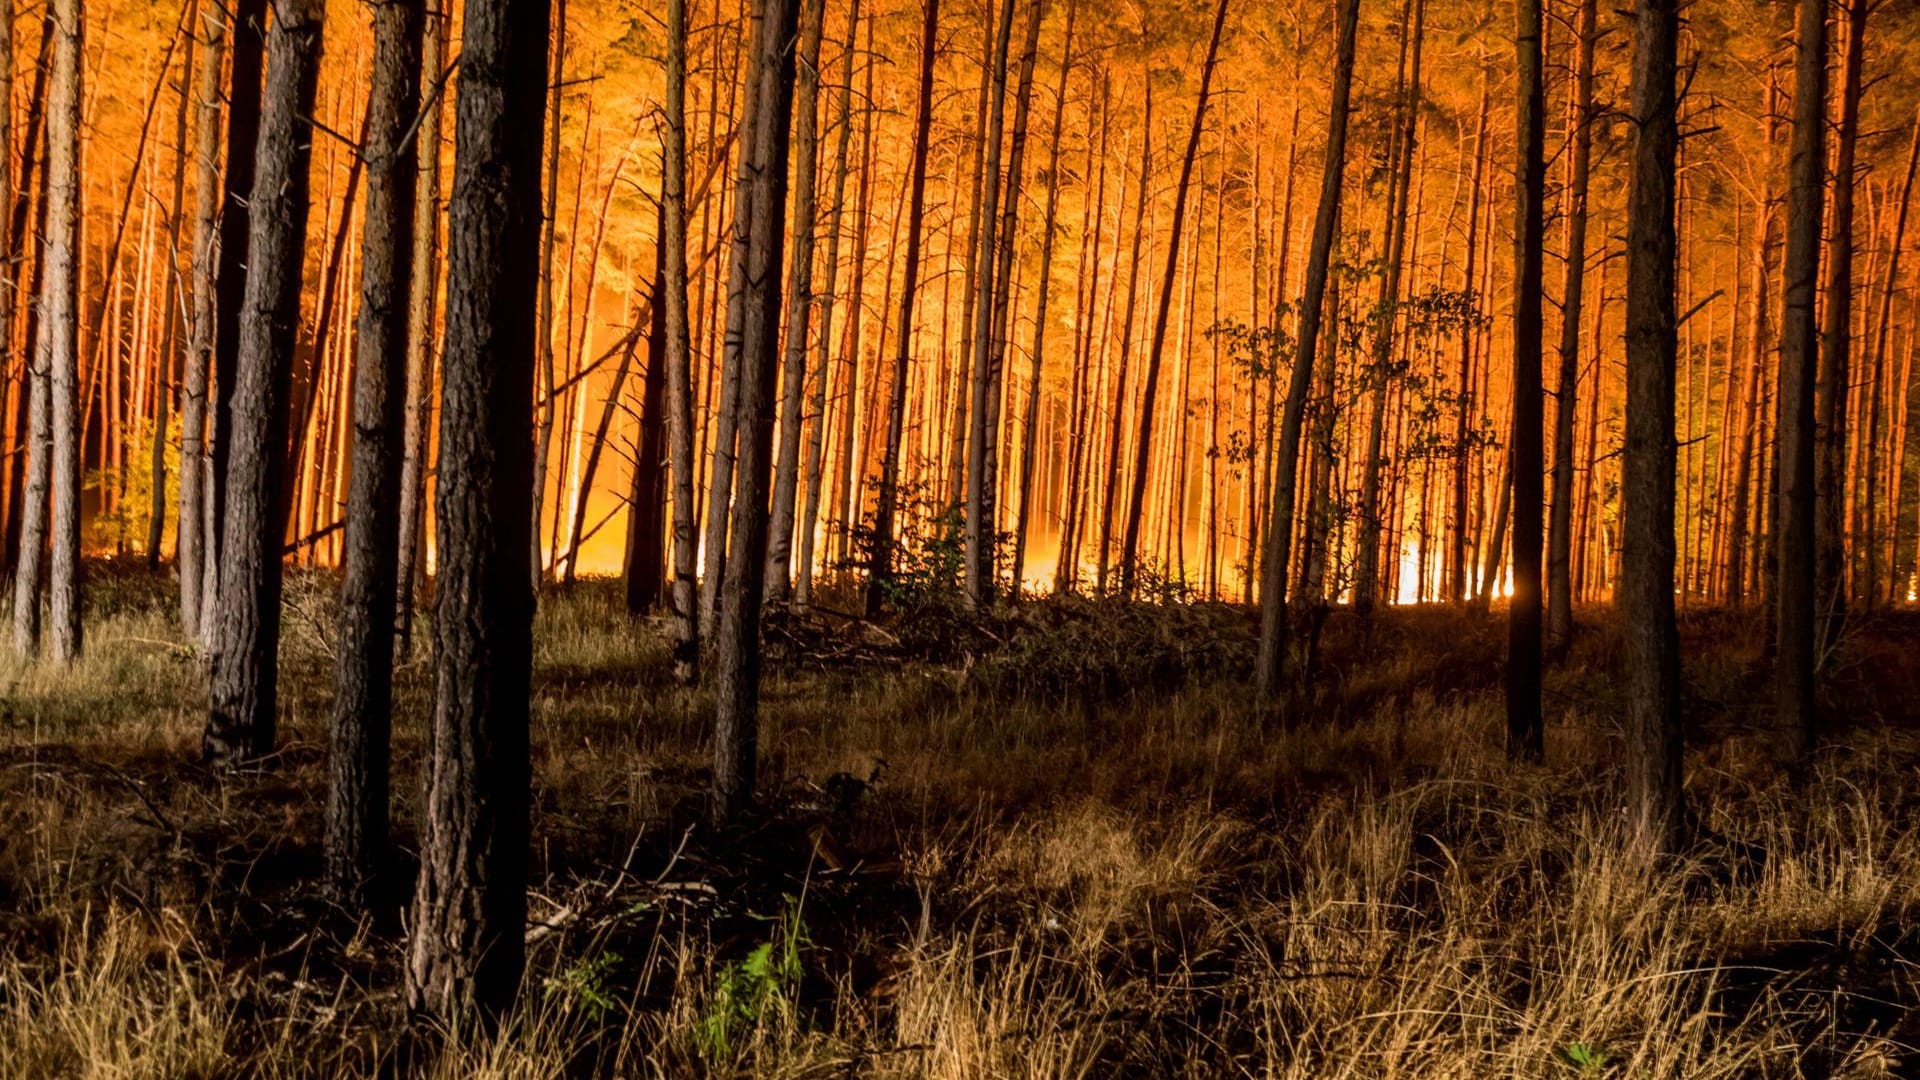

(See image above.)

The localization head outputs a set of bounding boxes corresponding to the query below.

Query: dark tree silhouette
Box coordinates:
[711,0,802,823]
[405,0,551,1024]
[204,0,326,762]
[1620,0,1683,849]
[1774,0,1826,754]
[1506,0,1545,761]
[325,0,424,907]
[1255,0,1358,698]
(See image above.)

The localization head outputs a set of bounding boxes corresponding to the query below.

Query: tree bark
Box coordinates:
[0,15,47,586]
[1620,0,1683,850]
[204,0,269,636]
[9,198,48,657]
[36,0,82,664]
[863,0,938,616]
[325,0,423,909]
[1775,0,1826,754]
[405,0,550,1026]
[711,0,801,825]
[1255,0,1357,697]
[204,0,326,762]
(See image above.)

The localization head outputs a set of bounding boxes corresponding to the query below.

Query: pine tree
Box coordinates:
[203,0,327,763]
[1620,0,1683,848]
[325,0,424,907]
[406,0,551,1025]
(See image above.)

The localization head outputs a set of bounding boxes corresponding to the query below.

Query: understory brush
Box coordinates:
[1,564,1917,1076]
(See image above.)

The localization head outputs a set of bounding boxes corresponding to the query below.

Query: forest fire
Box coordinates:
[1,0,1918,1073]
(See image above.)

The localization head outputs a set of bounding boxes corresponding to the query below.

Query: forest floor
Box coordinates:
[3,563,1920,1078]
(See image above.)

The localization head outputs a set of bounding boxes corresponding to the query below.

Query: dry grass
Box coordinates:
[1,563,1918,1077]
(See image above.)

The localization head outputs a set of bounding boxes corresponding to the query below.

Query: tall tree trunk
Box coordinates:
[39,0,82,664]
[948,5,996,511]
[626,257,667,613]
[325,0,423,909]
[1775,0,1826,754]
[1118,0,1228,597]
[763,0,826,607]
[827,57,875,571]
[395,2,451,656]
[149,19,195,567]
[1255,0,1357,697]
[1546,0,1595,655]
[714,0,802,818]
[1299,266,1341,676]
[1204,154,1224,599]
[1815,0,1864,643]
[0,0,14,588]
[661,0,699,679]
[1352,0,1424,614]
[1620,0,1682,850]
[204,0,326,762]
[794,0,862,610]
[1856,128,1911,609]
[204,0,269,635]
[863,0,938,616]
[711,0,801,825]
[9,193,49,656]
[0,15,48,587]
[1874,113,1918,604]
[1010,0,1075,590]
[972,0,1045,602]
[405,0,550,1026]
[698,15,764,640]
[1506,0,1545,760]
[957,0,1016,606]
[529,0,567,595]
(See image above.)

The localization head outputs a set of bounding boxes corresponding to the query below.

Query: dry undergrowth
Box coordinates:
[1,565,1917,1077]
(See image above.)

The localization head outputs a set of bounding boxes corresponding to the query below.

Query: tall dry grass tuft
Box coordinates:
[0,907,232,1079]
